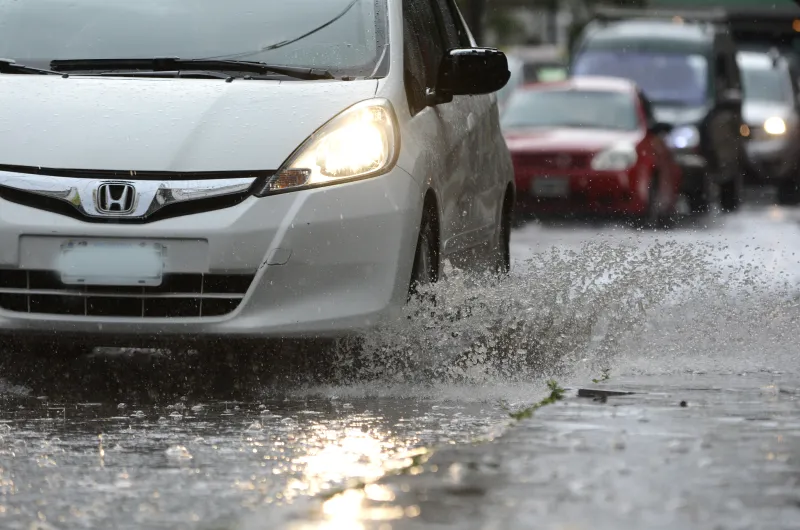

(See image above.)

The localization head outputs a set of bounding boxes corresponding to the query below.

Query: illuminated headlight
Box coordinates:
[764,116,786,135]
[666,125,700,149]
[591,142,638,171]
[252,99,398,196]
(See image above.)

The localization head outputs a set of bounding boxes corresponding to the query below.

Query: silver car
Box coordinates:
[738,50,800,204]
[0,0,513,354]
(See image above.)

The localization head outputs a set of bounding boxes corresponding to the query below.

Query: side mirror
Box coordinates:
[720,88,743,108]
[650,122,672,135]
[427,48,510,106]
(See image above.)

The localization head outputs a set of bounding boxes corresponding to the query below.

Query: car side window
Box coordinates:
[433,0,468,49]
[444,0,473,47]
[403,0,446,115]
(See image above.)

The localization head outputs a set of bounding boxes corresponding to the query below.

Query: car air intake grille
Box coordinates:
[0,270,254,318]
[512,152,592,171]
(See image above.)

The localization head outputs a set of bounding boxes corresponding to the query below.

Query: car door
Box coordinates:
[403,0,473,257]
[640,91,680,204]
[433,0,499,247]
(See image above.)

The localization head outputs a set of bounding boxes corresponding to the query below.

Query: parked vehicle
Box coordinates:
[505,45,568,84]
[497,54,525,111]
[737,50,800,204]
[723,5,800,75]
[571,9,745,213]
[498,46,567,111]
[0,0,513,354]
[502,77,681,223]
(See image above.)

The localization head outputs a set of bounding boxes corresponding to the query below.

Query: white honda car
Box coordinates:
[0,0,513,353]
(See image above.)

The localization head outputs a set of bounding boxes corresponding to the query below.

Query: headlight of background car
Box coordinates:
[764,116,786,135]
[665,125,700,149]
[591,142,638,171]
[252,99,399,196]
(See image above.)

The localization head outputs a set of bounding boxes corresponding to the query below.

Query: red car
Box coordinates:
[502,76,682,222]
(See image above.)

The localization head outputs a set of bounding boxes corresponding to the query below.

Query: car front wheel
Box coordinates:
[409,203,439,298]
[720,175,742,212]
[494,192,512,274]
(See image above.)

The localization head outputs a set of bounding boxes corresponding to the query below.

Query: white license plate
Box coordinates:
[531,177,570,198]
[58,240,165,286]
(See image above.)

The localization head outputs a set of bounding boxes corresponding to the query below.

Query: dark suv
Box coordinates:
[570,10,745,213]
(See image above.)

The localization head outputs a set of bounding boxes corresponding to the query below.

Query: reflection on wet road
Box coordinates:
[0,393,506,528]
[287,373,800,530]
[2,193,800,528]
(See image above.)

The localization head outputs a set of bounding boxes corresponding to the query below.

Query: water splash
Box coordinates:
[329,240,724,388]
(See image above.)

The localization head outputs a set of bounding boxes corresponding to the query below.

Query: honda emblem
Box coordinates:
[95,182,136,215]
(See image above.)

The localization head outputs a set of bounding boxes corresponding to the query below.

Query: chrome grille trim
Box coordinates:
[0,270,255,318]
[0,170,256,219]
[0,288,242,299]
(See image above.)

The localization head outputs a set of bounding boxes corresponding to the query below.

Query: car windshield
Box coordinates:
[501,89,639,131]
[573,50,708,106]
[740,65,791,103]
[0,0,388,77]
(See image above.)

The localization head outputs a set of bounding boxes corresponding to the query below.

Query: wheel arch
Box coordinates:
[422,188,441,261]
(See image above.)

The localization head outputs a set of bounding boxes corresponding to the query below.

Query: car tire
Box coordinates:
[720,171,743,213]
[493,191,512,274]
[409,203,439,298]
[777,177,800,206]
[687,174,712,214]
[640,174,661,228]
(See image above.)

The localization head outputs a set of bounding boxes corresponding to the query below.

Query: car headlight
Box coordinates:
[666,125,700,149]
[591,142,638,171]
[764,116,786,135]
[252,99,399,196]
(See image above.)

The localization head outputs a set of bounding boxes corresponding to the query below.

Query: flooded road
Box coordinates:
[1,192,799,529]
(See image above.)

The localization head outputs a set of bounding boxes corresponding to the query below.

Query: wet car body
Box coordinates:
[737,50,800,204]
[0,0,513,351]
[502,77,681,221]
[571,13,745,213]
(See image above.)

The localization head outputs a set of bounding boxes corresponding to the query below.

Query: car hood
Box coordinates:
[652,105,708,126]
[503,127,642,153]
[742,101,792,125]
[0,75,379,172]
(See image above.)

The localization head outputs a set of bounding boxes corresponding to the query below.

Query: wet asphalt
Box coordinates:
[280,372,800,530]
[1,189,799,529]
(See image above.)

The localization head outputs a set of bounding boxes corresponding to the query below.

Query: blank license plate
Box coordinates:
[58,240,165,286]
[531,177,570,198]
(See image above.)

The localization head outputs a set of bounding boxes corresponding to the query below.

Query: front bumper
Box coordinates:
[744,138,795,180]
[514,167,650,215]
[0,168,422,342]
[673,153,708,194]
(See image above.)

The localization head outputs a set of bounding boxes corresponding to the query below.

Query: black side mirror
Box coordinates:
[650,122,672,134]
[427,48,510,106]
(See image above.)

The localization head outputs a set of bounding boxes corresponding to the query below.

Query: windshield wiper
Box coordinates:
[49,57,335,80]
[201,0,359,61]
[0,58,60,75]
